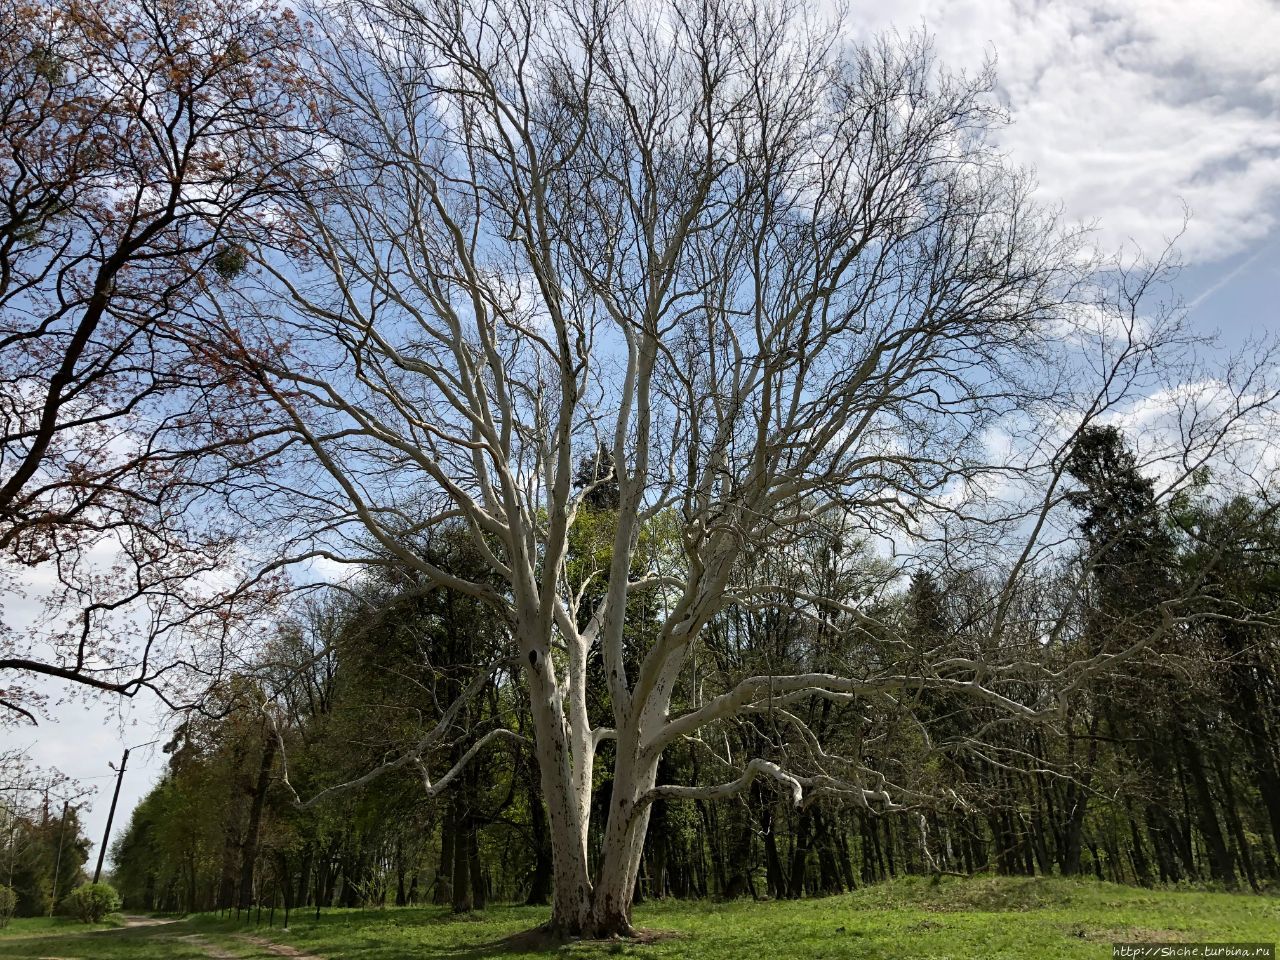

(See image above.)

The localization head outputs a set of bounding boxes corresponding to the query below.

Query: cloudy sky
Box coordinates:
[13,0,1280,870]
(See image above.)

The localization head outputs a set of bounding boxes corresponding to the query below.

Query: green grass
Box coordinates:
[0,877,1275,960]
[0,912,122,937]
[0,915,231,960]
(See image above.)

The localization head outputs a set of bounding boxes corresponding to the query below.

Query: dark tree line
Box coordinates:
[111,428,1280,915]
[0,752,91,917]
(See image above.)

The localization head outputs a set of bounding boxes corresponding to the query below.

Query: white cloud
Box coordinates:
[836,0,1280,264]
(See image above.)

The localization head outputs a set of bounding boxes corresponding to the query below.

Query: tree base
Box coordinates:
[490,921,675,952]
[540,916,639,941]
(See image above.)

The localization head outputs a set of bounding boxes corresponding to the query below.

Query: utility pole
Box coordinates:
[5,806,15,888]
[93,748,129,884]
[49,800,70,915]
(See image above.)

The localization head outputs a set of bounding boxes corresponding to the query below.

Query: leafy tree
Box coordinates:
[0,0,316,724]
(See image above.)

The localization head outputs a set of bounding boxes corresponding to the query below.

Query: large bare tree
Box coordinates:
[228,0,1277,936]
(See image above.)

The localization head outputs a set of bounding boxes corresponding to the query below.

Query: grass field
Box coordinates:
[1,876,1275,959]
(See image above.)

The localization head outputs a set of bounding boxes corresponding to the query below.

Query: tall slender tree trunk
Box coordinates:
[1213,754,1258,892]
[296,846,313,907]
[450,795,472,913]
[434,823,453,906]
[238,737,277,911]
[762,805,785,898]
[525,768,553,906]
[787,811,811,898]
[1125,801,1151,887]
[395,837,407,908]
[1182,737,1236,886]
[468,823,487,909]
[1060,716,1100,875]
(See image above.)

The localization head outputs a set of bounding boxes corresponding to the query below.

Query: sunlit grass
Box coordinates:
[0,912,122,937]
[1,877,1275,960]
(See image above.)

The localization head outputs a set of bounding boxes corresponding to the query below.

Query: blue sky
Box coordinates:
[1182,247,1279,344]
[13,0,1280,870]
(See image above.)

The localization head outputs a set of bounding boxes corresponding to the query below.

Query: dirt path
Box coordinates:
[1,915,325,960]
[233,933,326,960]
[120,915,182,928]
[177,933,242,959]
[131,922,325,960]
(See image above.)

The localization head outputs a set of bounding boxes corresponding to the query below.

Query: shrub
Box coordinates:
[0,884,16,928]
[66,882,120,923]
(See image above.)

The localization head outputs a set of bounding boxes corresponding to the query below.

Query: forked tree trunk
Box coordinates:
[526,649,663,939]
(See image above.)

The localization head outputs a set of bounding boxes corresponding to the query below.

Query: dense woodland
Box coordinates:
[111,427,1280,915]
[0,790,90,917]
[0,747,94,920]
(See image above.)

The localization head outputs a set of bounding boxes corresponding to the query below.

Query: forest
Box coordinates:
[109,427,1280,917]
[0,758,90,921]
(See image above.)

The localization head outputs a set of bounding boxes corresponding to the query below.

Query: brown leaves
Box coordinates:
[0,0,320,725]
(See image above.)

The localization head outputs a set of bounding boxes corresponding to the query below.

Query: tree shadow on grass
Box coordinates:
[434,925,681,960]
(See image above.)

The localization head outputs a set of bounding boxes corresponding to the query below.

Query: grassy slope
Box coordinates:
[1,877,1275,959]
